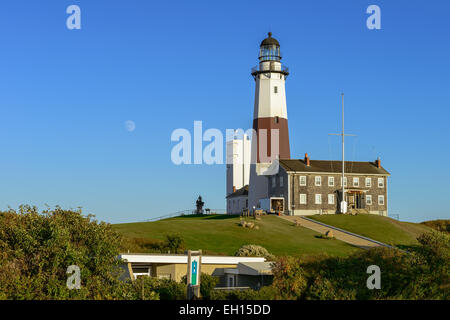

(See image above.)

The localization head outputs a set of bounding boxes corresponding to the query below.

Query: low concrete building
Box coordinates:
[220,261,273,290]
[119,253,265,282]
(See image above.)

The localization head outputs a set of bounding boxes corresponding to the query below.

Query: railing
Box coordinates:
[251,65,289,74]
[145,209,227,222]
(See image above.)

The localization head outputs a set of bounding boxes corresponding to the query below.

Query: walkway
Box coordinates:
[279,215,394,250]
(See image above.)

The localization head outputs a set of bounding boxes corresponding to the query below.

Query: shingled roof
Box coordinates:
[226,185,249,198]
[278,159,390,175]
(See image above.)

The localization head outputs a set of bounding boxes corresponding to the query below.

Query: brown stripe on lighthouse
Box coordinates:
[253,117,290,163]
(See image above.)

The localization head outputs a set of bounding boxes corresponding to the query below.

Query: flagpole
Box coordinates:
[341,93,346,213]
[329,93,355,214]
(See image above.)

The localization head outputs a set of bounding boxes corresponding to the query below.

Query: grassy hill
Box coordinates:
[113,215,359,257]
[309,214,433,248]
[114,214,435,257]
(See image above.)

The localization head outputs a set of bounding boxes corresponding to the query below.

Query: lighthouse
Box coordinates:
[248,32,291,210]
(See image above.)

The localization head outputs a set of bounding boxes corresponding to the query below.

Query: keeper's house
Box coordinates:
[266,153,390,216]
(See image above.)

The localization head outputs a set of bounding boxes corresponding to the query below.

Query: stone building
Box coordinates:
[265,153,390,216]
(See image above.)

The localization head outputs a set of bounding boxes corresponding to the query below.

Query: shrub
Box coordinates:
[210,286,277,300]
[0,205,131,299]
[421,220,450,234]
[234,244,275,261]
[181,273,219,300]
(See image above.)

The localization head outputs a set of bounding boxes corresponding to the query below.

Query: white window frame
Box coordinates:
[328,176,335,187]
[315,194,322,204]
[365,177,372,187]
[366,195,372,205]
[341,177,347,187]
[274,86,278,93]
[315,176,321,186]
[299,193,307,204]
[299,176,306,186]
[328,194,335,204]
[378,178,384,188]
[378,195,385,205]
[280,176,284,187]
[353,177,359,187]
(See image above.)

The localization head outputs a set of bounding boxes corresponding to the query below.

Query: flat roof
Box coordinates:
[119,253,266,265]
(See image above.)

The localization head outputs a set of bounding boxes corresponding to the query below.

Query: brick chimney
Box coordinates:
[304,153,310,166]
[375,157,381,168]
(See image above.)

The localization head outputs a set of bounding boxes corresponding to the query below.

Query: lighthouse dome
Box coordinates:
[260,32,280,47]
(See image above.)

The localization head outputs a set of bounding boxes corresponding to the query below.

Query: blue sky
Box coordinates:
[0,0,449,223]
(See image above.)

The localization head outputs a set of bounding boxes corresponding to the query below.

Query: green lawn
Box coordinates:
[308,214,433,247]
[113,215,359,257]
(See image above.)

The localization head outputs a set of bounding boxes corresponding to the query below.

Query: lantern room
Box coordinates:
[259,32,281,61]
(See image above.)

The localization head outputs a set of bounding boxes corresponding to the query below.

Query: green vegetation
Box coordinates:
[211,231,450,300]
[421,219,450,234]
[1,207,448,300]
[114,215,360,257]
[308,214,432,248]
[122,234,186,254]
[0,205,134,299]
[235,244,275,261]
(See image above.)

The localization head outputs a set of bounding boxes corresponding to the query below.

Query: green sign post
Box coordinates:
[186,250,202,300]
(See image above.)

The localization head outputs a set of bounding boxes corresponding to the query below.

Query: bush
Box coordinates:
[0,205,131,299]
[210,286,277,300]
[234,244,275,261]
[267,231,450,300]
[121,234,185,254]
[180,273,219,300]
[421,220,450,234]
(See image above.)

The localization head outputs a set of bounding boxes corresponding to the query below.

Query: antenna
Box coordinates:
[329,93,356,214]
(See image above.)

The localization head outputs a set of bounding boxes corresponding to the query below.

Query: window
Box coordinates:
[272,176,276,188]
[341,177,347,186]
[378,195,385,205]
[328,177,335,187]
[328,194,335,204]
[299,193,307,204]
[274,86,278,93]
[274,116,279,124]
[315,176,321,186]
[365,177,372,187]
[353,177,359,187]
[279,176,284,187]
[315,194,322,204]
[299,176,306,186]
[366,195,372,205]
[378,178,384,188]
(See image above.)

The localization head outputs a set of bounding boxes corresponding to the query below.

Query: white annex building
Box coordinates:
[226,132,251,214]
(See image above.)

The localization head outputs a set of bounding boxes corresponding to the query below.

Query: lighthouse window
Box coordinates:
[274,86,278,93]
[274,116,279,124]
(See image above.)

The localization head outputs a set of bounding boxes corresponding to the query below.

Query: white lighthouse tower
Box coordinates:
[248,32,291,211]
